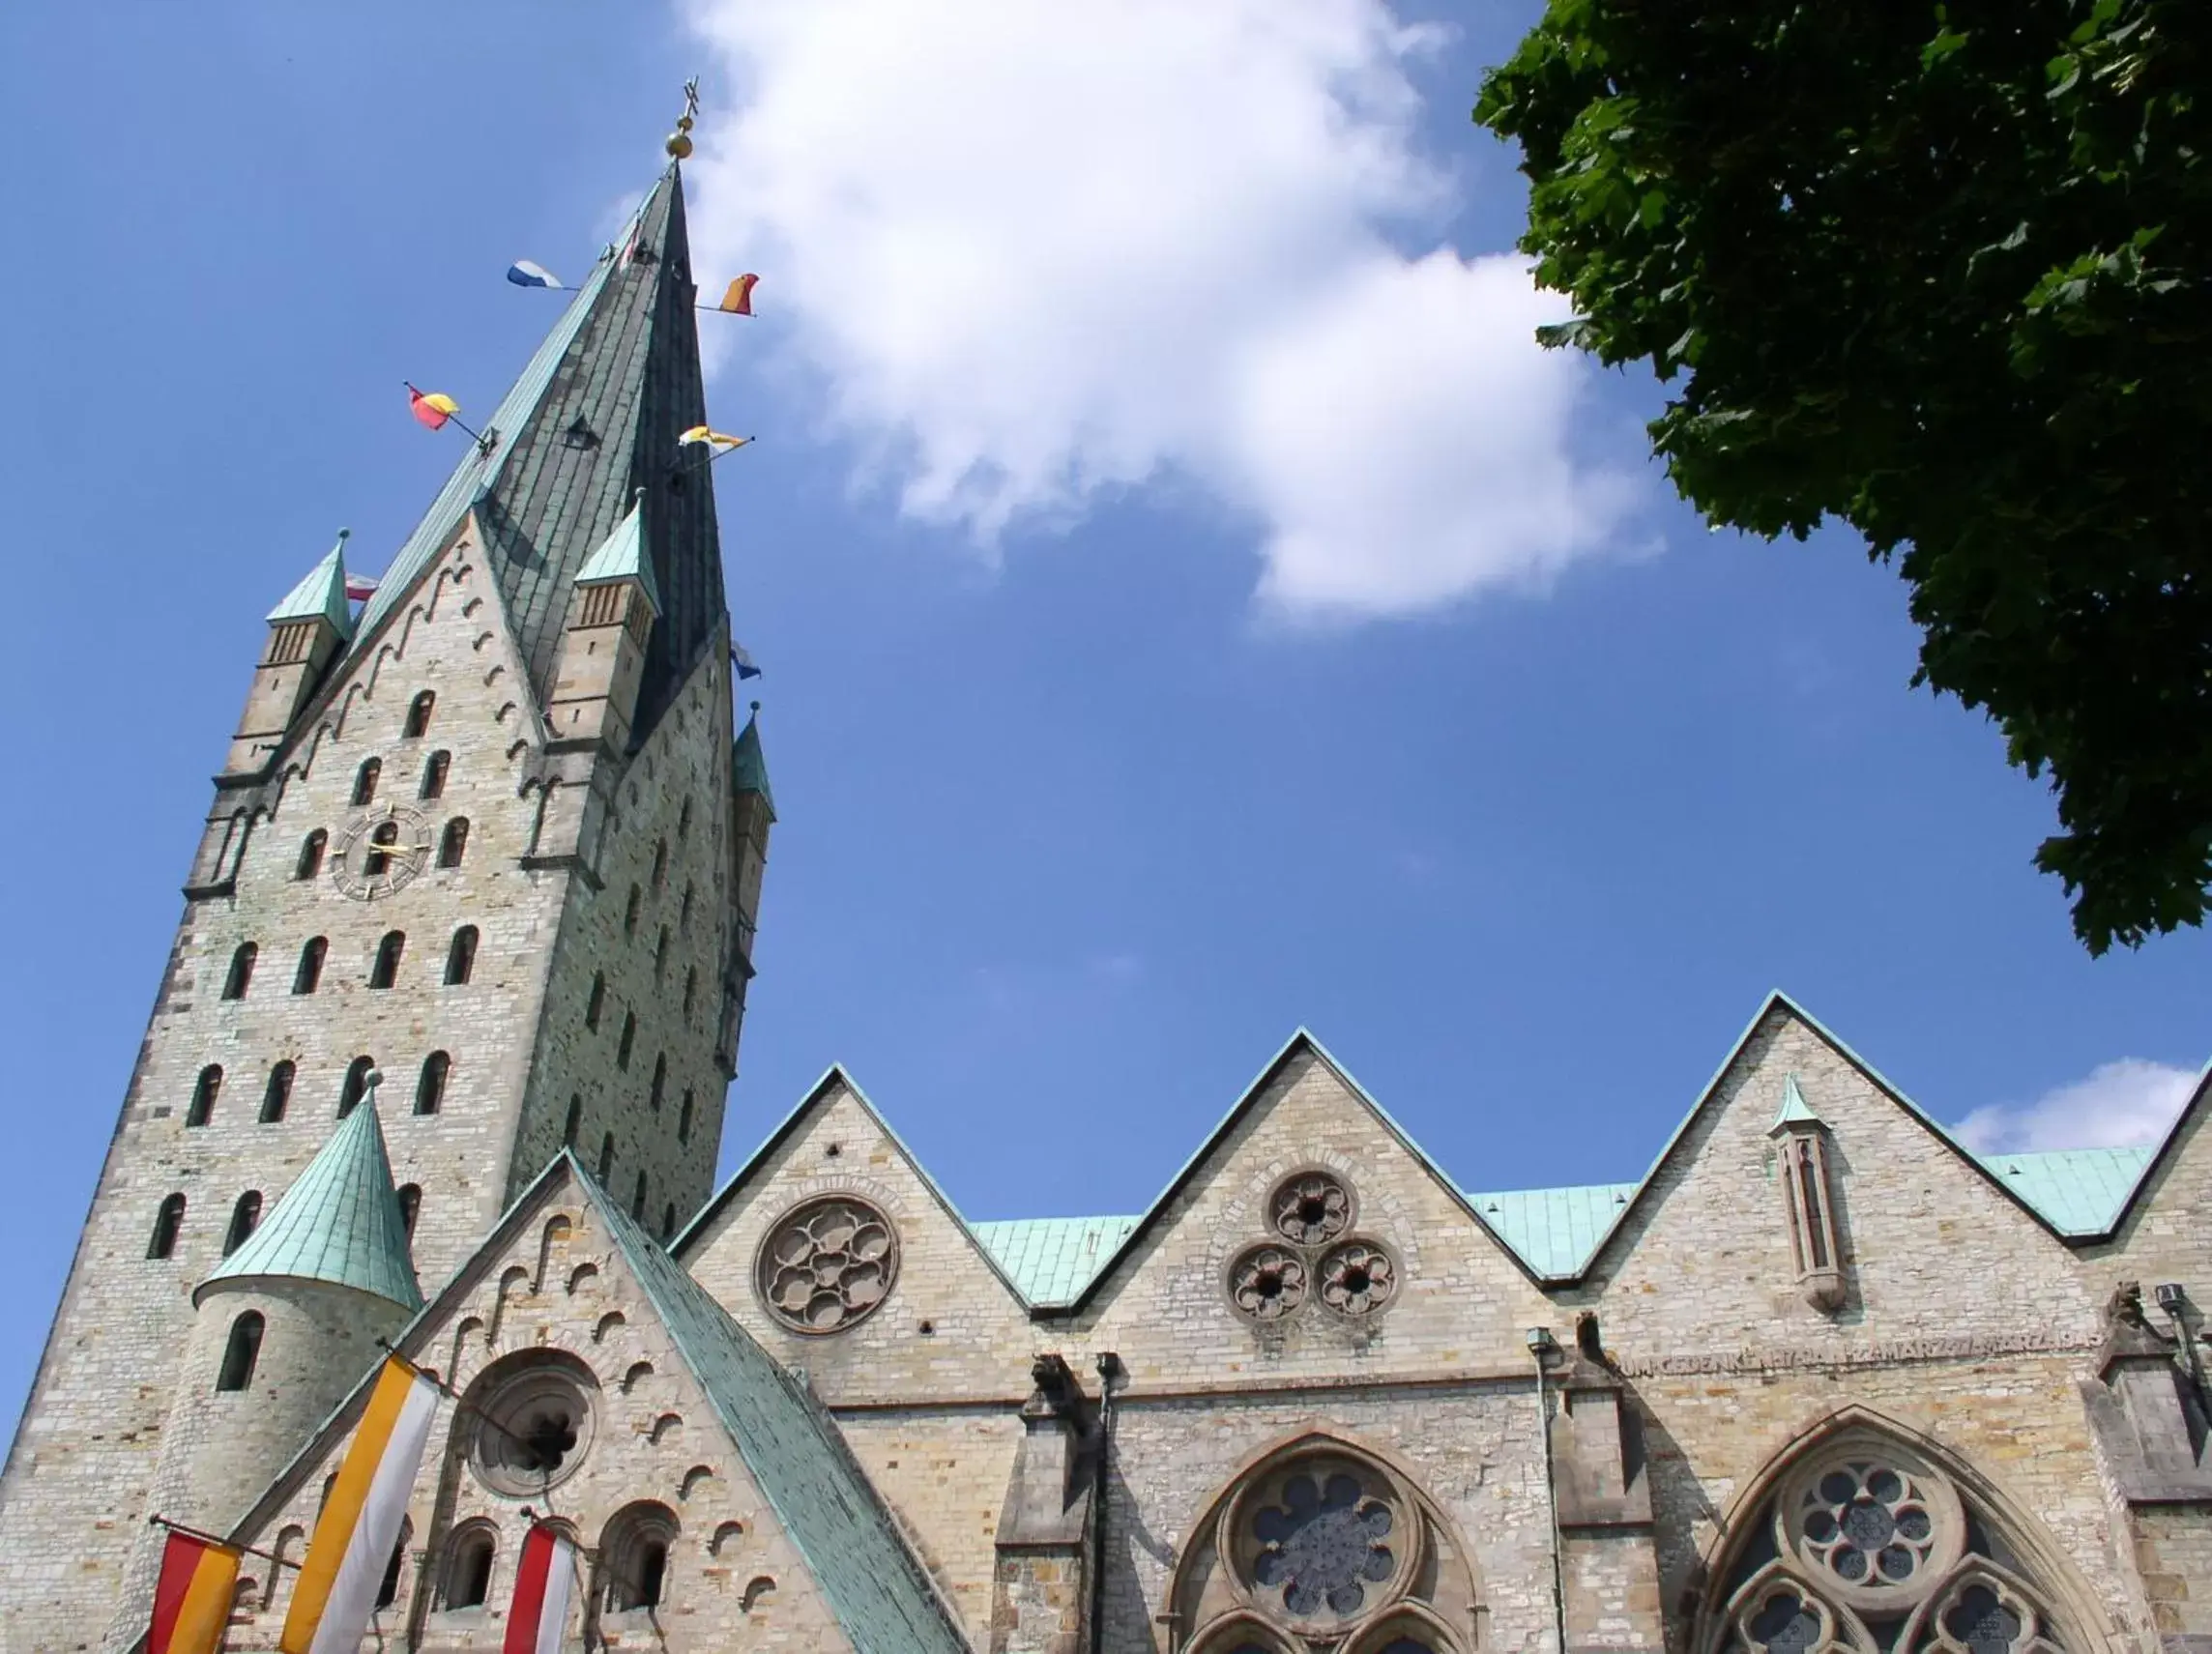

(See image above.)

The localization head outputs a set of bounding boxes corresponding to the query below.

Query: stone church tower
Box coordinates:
[0,159,771,1644]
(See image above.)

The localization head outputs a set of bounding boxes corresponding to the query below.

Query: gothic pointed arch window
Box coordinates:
[370,930,405,989]
[294,935,328,995]
[261,1060,294,1122]
[148,1194,187,1260]
[416,1051,451,1116]
[403,690,436,740]
[353,757,381,806]
[188,1064,222,1127]
[221,943,257,1001]
[217,1311,265,1391]
[438,817,469,868]
[438,926,476,987]
[1697,1422,2085,1654]
[1169,1435,1477,1654]
[420,749,451,800]
[223,1191,262,1255]
[295,830,328,882]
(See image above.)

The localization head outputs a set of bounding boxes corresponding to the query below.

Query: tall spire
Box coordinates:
[350,160,728,745]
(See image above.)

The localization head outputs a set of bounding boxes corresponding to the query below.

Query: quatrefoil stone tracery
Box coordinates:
[754,1197,899,1334]
[1228,1170,1398,1325]
[1270,1171,1354,1247]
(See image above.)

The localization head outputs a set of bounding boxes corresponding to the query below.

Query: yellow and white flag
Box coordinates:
[281,1356,439,1653]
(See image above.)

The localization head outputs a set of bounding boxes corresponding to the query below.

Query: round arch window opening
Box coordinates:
[465,1354,600,1498]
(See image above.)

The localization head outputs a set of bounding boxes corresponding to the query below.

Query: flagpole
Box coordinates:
[401,382,494,454]
[146,1513,297,1571]
[371,1339,567,1497]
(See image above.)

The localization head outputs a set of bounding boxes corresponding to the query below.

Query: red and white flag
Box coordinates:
[502,1522,578,1654]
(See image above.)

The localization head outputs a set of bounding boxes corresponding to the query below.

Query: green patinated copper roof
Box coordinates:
[1771,1071,1823,1131]
[972,1216,1139,1305]
[198,1097,421,1310]
[733,709,774,818]
[1463,1182,1643,1278]
[585,1162,971,1654]
[266,533,355,637]
[573,493,662,610]
[1971,1146,2153,1236]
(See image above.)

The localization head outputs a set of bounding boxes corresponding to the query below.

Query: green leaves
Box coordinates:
[1474,0,2212,953]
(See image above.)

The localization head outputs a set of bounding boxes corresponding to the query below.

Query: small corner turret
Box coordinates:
[548,492,661,753]
[224,531,356,776]
[718,702,774,1076]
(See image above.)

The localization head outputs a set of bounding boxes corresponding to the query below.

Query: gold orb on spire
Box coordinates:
[666,75,700,159]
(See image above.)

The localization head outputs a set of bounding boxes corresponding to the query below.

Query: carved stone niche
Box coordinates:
[1769,1077,1848,1313]
[2081,1280,2212,1504]
[1552,1315,1654,1530]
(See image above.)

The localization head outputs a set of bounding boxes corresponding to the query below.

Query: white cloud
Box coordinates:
[680,0,1641,618]
[1954,1059,2202,1154]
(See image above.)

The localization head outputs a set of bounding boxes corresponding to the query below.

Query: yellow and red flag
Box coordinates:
[148,1530,240,1654]
[717,274,759,315]
[280,1356,440,1653]
[408,388,460,430]
[679,425,751,454]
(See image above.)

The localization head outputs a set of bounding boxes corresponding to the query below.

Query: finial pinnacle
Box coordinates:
[749,700,762,713]
[336,527,351,543]
[666,77,701,159]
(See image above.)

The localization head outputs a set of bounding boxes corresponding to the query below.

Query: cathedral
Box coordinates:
[0,132,2208,1654]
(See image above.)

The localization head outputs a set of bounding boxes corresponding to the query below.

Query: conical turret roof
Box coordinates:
[1770,1072,1824,1133]
[574,491,661,610]
[265,532,355,637]
[197,1093,421,1310]
[734,704,774,820]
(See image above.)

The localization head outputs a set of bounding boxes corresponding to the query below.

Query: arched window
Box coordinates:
[651,839,668,889]
[148,1194,186,1260]
[678,1089,693,1145]
[442,1524,497,1610]
[649,1054,666,1113]
[438,817,469,869]
[563,1095,582,1149]
[261,1060,294,1123]
[375,1520,411,1610]
[295,830,328,882]
[617,1012,636,1070]
[600,1503,679,1613]
[223,1191,262,1256]
[654,927,669,982]
[661,1203,677,1240]
[624,884,642,936]
[396,1183,421,1240]
[419,749,450,800]
[352,757,381,806]
[585,973,605,1031]
[416,1051,450,1116]
[216,1311,264,1392]
[339,1056,376,1117]
[187,1064,222,1128]
[364,819,400,876]
[682,967,697,1025]
[220,943,257,1001]
[370,930,405,989]
[403,690,436,740]
[597,1133,615,1184]
[445,925,478,985]
[631,1172,649,1222]
[293,935,328,995]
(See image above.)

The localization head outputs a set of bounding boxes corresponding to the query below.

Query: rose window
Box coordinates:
[754,1197,899,1334]
[1789,1460,1955,1603]
[1318,1239,1396,1317]
[1246,1470,1396,1623]
[1270,1172,1353,1247]
[463,1354,598,1498]
[1229,1243,1309,1320]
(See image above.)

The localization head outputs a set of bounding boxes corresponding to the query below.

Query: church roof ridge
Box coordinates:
[264,531,354,636]
[196,1094,421,1311]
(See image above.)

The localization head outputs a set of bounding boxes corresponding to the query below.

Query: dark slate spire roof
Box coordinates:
[350,165,726,743]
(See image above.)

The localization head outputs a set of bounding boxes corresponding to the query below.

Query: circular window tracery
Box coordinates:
[1318,1239,1396,1318]
[1227,1170,1398,1325]
[1270,1171,1354,1247]
[1228,1244,1309,1321]
[1225,1456,1416,1636]
[754,1196,900,1334]
[1778,1452,1963,1610]
[464,1354,598,1498]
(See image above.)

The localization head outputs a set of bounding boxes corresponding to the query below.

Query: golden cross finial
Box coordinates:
[666,77,701,160]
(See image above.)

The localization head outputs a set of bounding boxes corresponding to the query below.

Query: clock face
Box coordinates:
[331,804,432,901]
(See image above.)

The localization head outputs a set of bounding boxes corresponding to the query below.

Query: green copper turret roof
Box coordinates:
[266,531,355,638]
[573,493,662,610]
[1770,1071,1823,1131]
[197,1093,421,1311]
[734,706,775,818]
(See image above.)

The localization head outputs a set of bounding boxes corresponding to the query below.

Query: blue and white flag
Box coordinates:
[732,642,762,681]
[506,259,564,290]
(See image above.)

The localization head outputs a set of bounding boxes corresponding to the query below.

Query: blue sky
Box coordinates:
[0,2,2204,1434]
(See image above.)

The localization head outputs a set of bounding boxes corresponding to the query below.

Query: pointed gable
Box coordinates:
[347,164,725,745]
[265,532,354,637]
[197,1098,420,1310]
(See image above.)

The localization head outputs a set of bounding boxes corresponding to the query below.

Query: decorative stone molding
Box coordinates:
[753,1195,900,1335]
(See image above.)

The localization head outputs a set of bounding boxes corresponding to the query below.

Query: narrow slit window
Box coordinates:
[661,1204,676,1240]
[420,749,451,800]
[438,818,469,869]
[682,968,696,1025]
[216,1311,264,1392]
[293,936,328,995]
[396,1183,421,1241]
[680,884,693,934]
[352,757,381,806]
[148,1194,187,1260]
[617,1012,636,1070]
[597,1133,615,1183]
[221,943,257,1001]
[649,1054,666,1112]
[631,1172,649,1222]
[678,799,692,840]
[624,885,642,936]
[261,1060,294,1123]
[653,928,668,982]
[369,931,405,990]
[445,925,478,986]
[295,830,328,882]
[678,1088,693,1145]
[188,1064,222,1127]
[1795,1144,1832,1270]
[651,839,668,889]
[403,690,436,740]
[223,1191,262,1256]
[339,1056,376,1117]
[564,1095,582,1149]
[416,1051,450,1116]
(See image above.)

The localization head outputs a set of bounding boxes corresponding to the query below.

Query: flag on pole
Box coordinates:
[732,641,761,681]
[506,259,564,290]
[679,425,751,454]
[409,389,460,431]
[501,1522,579,1654]
[147,1530,241,1654]
[717,274,759,315]
[280,1357,439,1654]
[343,574,379,602]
